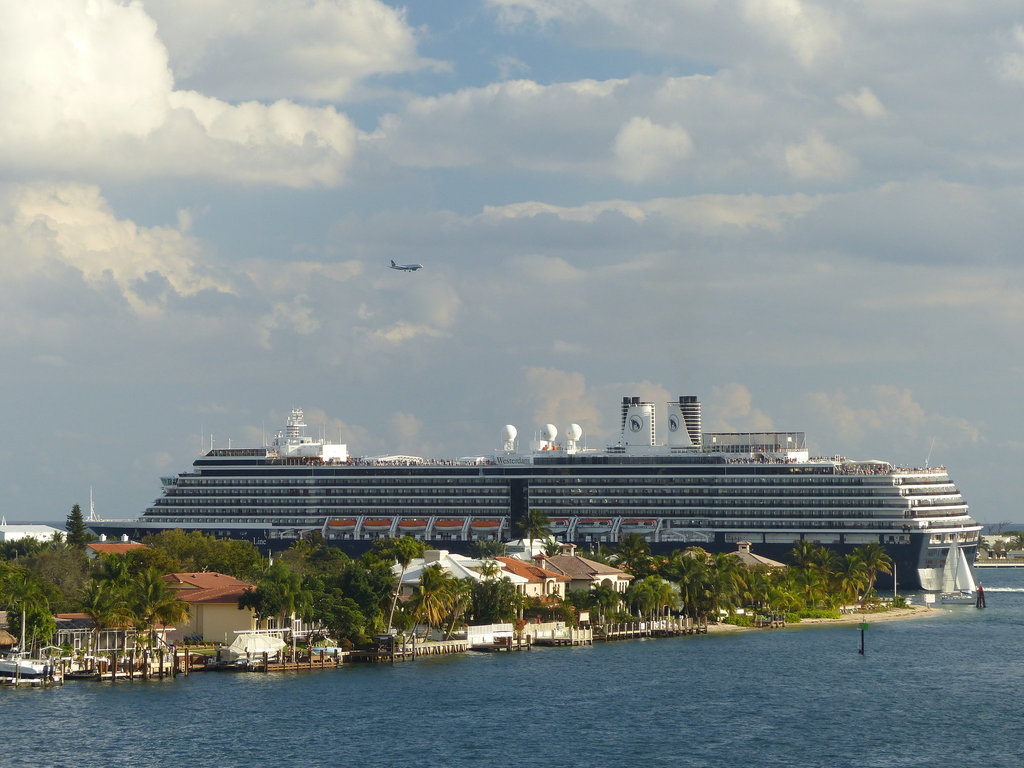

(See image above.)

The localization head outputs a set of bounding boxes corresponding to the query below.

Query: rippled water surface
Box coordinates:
[5,570,1024,767]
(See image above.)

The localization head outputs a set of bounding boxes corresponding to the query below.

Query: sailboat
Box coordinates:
[940,540,977,604]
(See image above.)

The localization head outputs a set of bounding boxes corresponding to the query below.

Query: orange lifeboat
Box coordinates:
[326,518,357,529]
[397,518,428,530]
[434,518,466,529]
[470,519,502,529]
[575,518,613,532]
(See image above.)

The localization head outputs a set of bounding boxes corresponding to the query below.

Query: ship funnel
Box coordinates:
[667,396,701,447]
[621,397,655,447]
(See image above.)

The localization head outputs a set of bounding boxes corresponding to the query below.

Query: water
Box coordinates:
[6,570,1024,767]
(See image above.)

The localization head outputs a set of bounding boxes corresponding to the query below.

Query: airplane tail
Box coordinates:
[391,260,396,267]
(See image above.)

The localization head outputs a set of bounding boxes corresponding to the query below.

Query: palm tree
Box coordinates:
[0,567,49,651]
[79,579,132,656]
[408,565,455,633]
[709,552,747,616]
[445,578,475,638]
[590,583,621,624]
[616,533,651,575]
[836,554,869,605]
[855,542,893,598]
[515,508,552,545]
[667,549,711,619]
[386,536,422,632]
[789,539,818,570]
[132,567,190,647]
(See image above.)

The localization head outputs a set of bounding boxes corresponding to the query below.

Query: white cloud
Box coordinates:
[0,0,358,187]
[836,87,887,119]
[784,132,855,180]
[807,386,926,442]
[143,0,439,102]
[992,25,1024,84]
[2,183,229,316]
[710,384,775,432]
[524,367,602,434]
[481,192,821,232]
[613,117,694,183]
[259,297,320,349]
[369,78,628,172]
[740,0,842,68]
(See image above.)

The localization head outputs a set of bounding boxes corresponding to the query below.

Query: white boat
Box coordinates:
[0,653,52,682]
[940,540,977,604]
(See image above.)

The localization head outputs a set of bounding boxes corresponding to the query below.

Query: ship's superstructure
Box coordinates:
[90,398,980,590]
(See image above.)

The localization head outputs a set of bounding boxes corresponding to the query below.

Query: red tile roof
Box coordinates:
[494,557,570,582]
[87,542,148,556]
[162,572,254,604]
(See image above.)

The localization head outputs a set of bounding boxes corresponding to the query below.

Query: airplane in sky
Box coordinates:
[390,260,423,272]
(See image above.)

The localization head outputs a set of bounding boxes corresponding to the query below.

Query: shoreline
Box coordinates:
[705,604,940,634]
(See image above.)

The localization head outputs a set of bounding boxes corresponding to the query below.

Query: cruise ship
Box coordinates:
[89,396,981,590]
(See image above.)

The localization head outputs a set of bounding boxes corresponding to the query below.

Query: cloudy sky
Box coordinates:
[2,0,1020,526]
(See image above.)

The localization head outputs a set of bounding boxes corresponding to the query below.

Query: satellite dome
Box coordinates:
[501,425,517,442]
[541,424,558,442]
[566,423,582,441]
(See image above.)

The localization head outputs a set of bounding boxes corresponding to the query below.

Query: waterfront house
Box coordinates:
[493,557,569,600]
[393,550,529,594]
[536,553,633,593]
[732,541,786,570]
[161,572,258,644]
[54,613,169,655]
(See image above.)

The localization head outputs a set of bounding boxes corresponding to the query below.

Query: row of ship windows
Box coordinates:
[147,508,930,525]
[178,477,959,494]
[147,515,918,531]
[168,488,507,498]
[154,495,964,514]
[162,487,963,504]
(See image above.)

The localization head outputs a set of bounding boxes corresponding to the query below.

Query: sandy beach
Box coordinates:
[706,605,938,634]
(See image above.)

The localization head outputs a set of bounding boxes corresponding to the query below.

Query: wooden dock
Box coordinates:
[348,635,470,663]
[596,617,707,641]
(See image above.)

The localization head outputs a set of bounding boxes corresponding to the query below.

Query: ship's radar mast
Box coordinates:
[285,408,306,441]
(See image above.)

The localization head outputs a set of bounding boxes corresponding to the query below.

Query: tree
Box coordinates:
[590,583,622,624]
[313,587,368,644]
[408,565,456,631]
[855,542,893,598]
[0,565,55,650]
[514,508,552,544]
[239,562,313,632]
[65,503,93,549]
[385,536,423,632]
[471,575,522,625]
[616,533,652,575]
[665,549,712,619]
[79,579,133,655]
[21,546,90,612]
[626,576,663,619]
[446,578,474,638]
[132,567,190,646]
[836,553,869,605]
[468,540,508,558]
